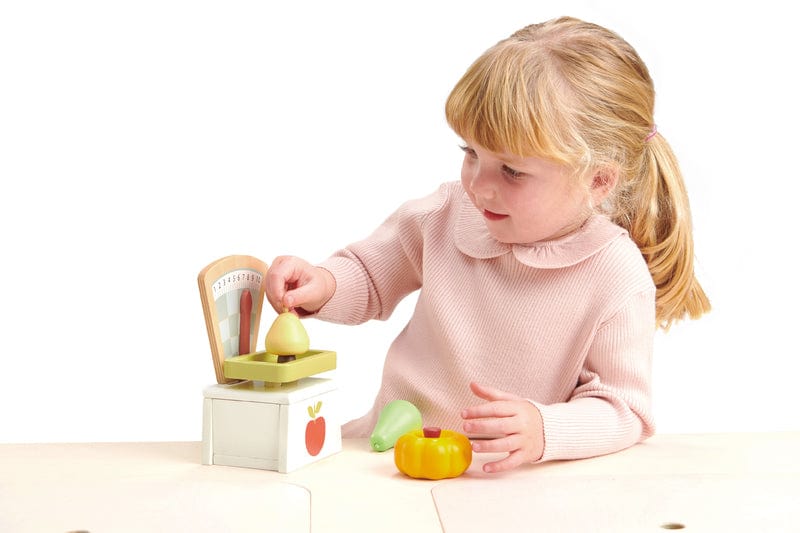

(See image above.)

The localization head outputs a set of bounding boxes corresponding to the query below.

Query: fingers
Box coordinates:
[462,382,546,473]
[470,433,541,473]
[462,382,523,422]
[481,450,530,474]
[470,434,526,454]
[265,256,314,312]
[285,279,328,313]
[461,406,522,434]
[265,256,336,314]
[467,418,545,473]
[265,256,294,312]
[468,381,519,402]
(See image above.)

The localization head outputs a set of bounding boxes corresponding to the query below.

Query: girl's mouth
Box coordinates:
[483,209,509,221]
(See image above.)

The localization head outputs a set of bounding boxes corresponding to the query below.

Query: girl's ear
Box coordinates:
[590,167,619,206]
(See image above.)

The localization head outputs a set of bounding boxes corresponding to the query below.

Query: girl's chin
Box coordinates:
[483,226,517,244]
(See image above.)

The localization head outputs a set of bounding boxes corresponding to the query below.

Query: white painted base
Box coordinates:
[202,377,341,473]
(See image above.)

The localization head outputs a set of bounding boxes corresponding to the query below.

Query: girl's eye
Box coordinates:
[459,145,477,158]
[502,164,525,180]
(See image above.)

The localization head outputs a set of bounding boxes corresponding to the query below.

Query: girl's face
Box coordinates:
[460,141,595,244]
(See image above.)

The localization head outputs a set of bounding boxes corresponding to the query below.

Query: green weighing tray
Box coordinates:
[223,349,336,383]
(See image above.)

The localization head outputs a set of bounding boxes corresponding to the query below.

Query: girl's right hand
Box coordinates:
[265,255,336,315]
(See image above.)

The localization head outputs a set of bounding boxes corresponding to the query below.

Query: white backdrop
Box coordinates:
[1,1,797,443]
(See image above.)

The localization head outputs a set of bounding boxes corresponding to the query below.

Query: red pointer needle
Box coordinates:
[239,289,252,356]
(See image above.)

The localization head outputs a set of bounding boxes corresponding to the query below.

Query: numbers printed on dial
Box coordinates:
[211,269,263,299]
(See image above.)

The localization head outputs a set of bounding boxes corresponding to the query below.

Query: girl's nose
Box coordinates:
[468,165,497,199]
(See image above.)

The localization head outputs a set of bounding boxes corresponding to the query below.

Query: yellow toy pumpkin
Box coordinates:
[394,427,472,480]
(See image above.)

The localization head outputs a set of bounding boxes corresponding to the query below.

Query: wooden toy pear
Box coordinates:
[369,399,423,452]
[265,310,310,357]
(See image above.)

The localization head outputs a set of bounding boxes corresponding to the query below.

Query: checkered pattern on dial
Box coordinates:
[211,269,262,359]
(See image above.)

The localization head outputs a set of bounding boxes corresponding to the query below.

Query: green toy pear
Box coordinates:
[265,310,310,356]
[369,399,423,452]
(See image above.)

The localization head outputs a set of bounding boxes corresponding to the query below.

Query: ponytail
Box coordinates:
[620,133,711,329]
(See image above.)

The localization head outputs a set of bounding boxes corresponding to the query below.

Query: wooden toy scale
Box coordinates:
[198,255,341,473]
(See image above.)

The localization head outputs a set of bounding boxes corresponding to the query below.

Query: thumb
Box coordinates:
[283,283,318,310]
[283,269,334,314]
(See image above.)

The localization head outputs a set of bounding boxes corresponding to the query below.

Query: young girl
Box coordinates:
[265,16,710,473]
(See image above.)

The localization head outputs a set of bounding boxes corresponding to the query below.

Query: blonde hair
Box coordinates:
[446,16,710,329]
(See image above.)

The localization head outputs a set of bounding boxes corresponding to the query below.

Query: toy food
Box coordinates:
[369,399,423,452]
[265,310,310,357]
[394,427,472,480]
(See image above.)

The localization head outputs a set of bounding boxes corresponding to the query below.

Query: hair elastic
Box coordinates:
[645,125,658,142]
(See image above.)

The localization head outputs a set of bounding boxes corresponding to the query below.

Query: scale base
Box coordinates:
[202,377,341,473]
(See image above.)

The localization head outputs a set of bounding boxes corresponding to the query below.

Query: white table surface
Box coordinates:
[1,432,798,532]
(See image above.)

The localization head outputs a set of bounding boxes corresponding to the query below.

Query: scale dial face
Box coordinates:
[210,268,262,358]
[198,256,269,384]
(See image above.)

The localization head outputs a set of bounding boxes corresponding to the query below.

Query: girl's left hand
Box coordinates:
[461,381,545,473]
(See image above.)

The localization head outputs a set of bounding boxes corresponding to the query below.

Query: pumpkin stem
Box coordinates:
[423,426,441,438]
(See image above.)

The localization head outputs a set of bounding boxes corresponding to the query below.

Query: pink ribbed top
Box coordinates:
[317,181,656,462]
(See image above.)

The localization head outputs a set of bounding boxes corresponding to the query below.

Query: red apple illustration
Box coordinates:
[305,401,326,456]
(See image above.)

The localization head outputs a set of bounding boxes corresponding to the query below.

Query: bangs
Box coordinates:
[445,43,579,167]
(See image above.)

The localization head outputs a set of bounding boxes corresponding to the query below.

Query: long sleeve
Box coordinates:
[534,289,655,461]
[314,186,442,325]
